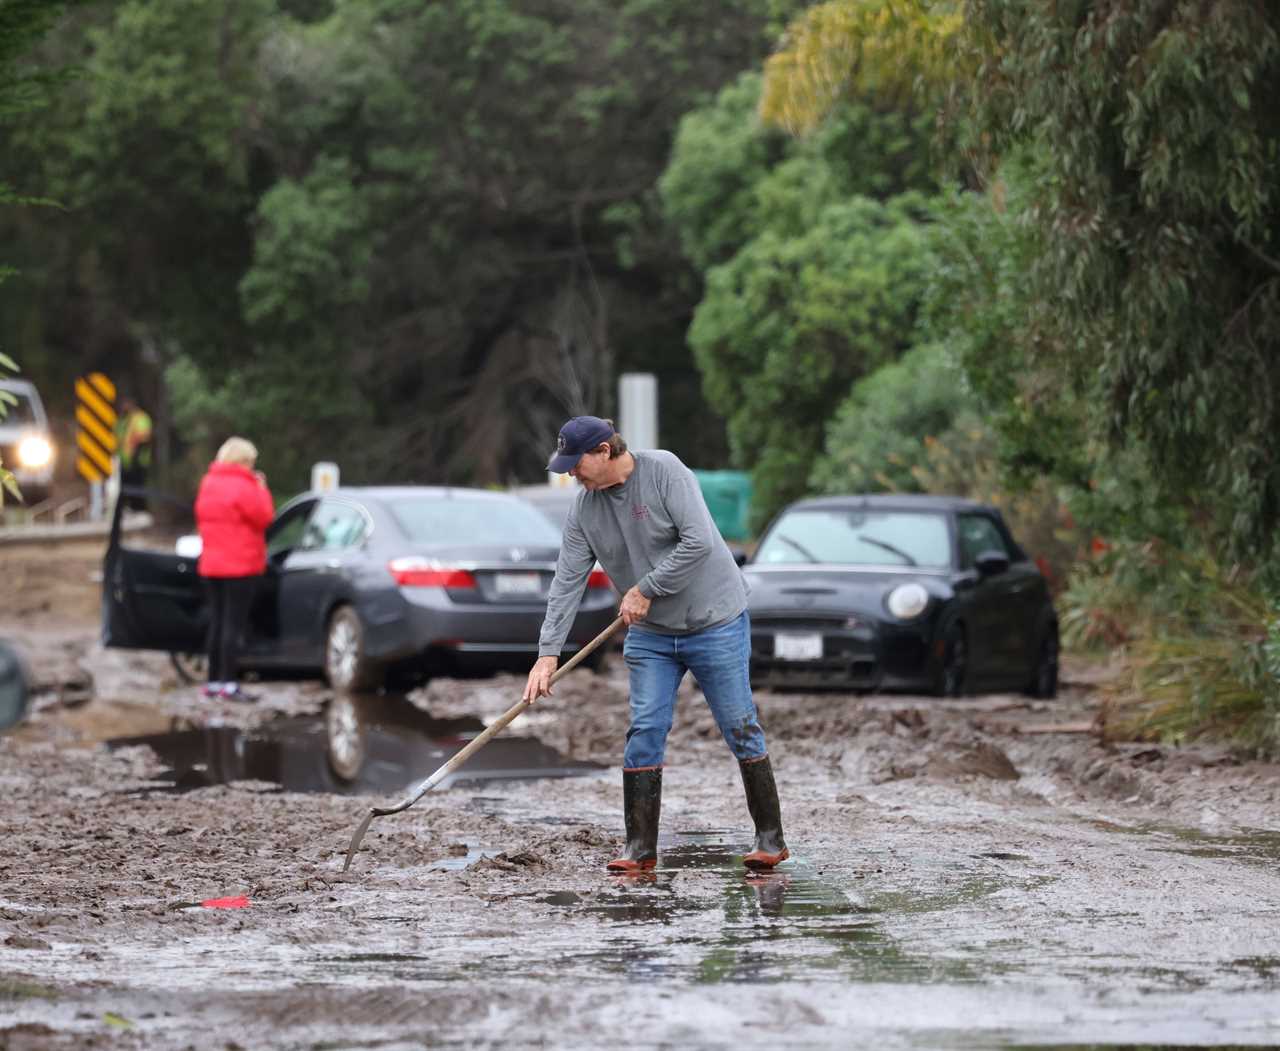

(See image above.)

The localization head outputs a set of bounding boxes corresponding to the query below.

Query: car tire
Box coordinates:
[169,651,208,685]
[325,606,383,692]
[1025,627,1059,699]
[934,622,968,698]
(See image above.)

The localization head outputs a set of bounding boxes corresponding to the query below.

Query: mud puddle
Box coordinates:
[346,831,911,985]
[105,691,602,795]
[1080,817,1280,867]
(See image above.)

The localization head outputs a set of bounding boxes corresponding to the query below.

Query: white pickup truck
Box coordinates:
[0,378,56,504]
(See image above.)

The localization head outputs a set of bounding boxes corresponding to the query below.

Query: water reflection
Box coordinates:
[745,871,790,916]
[108,691,602,795]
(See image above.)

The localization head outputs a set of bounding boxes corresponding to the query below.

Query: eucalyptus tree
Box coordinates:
[759,0,1280,556]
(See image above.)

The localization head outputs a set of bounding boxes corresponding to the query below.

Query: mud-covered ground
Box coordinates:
[2,539,1280,1050]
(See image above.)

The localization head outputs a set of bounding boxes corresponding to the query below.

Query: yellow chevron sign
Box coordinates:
[75,373,117,484]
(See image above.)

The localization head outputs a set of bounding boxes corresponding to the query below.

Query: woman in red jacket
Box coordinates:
[194,437,275,701]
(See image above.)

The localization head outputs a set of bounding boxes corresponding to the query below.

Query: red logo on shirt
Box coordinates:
[632,504,650,520]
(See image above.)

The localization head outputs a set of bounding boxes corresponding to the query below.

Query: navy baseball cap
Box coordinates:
[547,415,614,473]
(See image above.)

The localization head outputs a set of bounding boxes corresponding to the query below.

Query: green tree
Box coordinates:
[689,193,935,525]
[1,0,89,504]
[1,0,785,492]
[922,157,1095,493]
[662,70,934,271]
[759,0,961,134]
[960,1,1280,556]
[810,341,975,495]
[662,66,940,526]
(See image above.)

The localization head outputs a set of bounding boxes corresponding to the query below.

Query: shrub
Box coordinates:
[1070,541,1280,758]
[908,417,1083,592]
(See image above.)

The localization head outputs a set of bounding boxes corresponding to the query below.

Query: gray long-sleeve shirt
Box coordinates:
[538,450,748,657]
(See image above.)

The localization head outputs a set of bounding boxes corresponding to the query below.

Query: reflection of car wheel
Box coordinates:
[1025,628,1059,699]
[169,651,208,685]
[325,693,367,782]
[325,606,382,692]
[933,623,968,697]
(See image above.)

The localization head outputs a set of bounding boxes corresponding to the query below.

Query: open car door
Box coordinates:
[101,489,208,654]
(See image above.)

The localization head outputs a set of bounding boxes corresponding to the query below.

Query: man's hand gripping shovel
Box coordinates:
[341,617,624,873]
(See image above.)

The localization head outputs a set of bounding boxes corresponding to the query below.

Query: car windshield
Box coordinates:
[523,495,576,531]
[755,509,951,568]
[388,495,563,546]
[0,390,37,427]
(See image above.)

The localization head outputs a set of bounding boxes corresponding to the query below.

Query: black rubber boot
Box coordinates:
[606,767,662,872]
[739,755,789,869]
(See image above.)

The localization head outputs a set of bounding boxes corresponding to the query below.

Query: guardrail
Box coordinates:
[0,506,153,545]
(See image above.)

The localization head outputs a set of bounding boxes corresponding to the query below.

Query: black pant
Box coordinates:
[203,577,258,683]
[120,464,149,511]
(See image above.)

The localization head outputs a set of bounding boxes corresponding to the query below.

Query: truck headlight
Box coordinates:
[886,582,929,620]
[16,436,53,469]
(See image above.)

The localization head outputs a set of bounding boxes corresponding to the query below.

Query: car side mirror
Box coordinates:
[0,640,30,733]
[175,535,203,558]
[974,550,1010,577]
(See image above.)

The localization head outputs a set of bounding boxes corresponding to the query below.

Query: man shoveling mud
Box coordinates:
[523,416,788,873]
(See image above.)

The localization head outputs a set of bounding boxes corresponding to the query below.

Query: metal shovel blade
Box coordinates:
[340,616,623,873]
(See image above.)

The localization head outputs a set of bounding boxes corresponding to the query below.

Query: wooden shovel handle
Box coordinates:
[371,616,624,817]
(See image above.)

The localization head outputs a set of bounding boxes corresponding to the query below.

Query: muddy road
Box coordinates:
[2,539,1280,1049]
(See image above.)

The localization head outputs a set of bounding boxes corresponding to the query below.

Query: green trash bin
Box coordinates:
[693,470,752,543]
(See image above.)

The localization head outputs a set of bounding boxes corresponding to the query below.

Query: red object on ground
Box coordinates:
[195,461,275,578]
[200,896,251,910]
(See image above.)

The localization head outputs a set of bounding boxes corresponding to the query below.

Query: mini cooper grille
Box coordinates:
[750,614,857,632]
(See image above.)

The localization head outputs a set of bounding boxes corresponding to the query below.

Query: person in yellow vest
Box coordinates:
[114,395,153,512]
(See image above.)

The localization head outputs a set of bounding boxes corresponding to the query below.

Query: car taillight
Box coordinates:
[587,569,611,589]
[388,558,477,588]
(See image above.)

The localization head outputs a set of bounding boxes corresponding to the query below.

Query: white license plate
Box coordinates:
[494,572,542,596]
[774,632,823,661]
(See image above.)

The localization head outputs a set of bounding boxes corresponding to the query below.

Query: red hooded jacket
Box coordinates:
[194,461,276,578]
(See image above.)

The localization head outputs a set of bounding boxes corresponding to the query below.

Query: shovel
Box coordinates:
[341,616,624,873]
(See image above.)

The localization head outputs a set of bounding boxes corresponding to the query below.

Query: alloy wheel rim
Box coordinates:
[328,619,358,685]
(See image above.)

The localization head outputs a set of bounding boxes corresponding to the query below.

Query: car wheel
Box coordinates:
[934,622,968,697]
[1025,628,1059,699]
[325,606,382,692]
[325,693,367,782]
[169,651,208,685]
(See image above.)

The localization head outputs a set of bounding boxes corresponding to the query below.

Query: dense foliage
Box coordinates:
[662,71,938,525]
[700,0,1280,751]
[1,0,87,504]
[810,341,974,496]
[759,0,959,134]
[10,0,1280,753]
[0,0,786,490]
[960,0,1280,557]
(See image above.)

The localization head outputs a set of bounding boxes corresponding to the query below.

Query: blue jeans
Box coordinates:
[622,611,768,769]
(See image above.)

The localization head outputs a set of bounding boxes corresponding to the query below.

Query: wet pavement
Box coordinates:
[2,562,1280,1049]
[4,711,1280,1049]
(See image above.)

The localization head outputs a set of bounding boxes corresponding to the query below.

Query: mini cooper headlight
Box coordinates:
[886,582,929,620]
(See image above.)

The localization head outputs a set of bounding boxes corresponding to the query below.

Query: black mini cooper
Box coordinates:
[745,494,1058,696]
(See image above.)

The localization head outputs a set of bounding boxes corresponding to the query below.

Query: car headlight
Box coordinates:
[16,436,53,469]
[886,582,929,620]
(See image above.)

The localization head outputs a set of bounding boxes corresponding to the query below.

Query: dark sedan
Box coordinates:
[745,494,1058,696]
[103,486,617,691]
